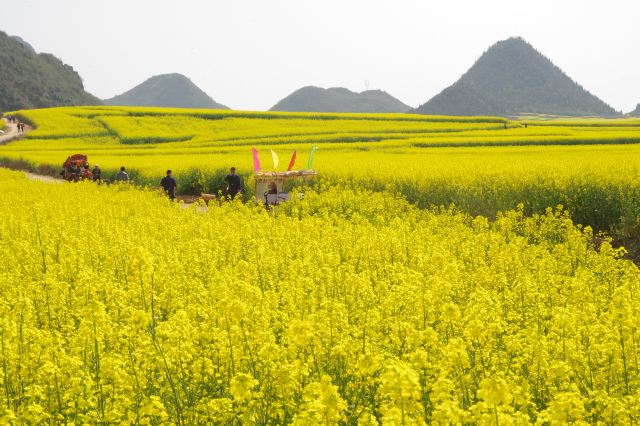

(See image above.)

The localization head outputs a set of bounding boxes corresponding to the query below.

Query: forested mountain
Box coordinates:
[270,86,410,113]
[414,37,619,117]
[105,73,228,109]
[9,35,35,53]
[0,31,100,111]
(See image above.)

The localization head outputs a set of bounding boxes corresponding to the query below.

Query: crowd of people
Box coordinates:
[67,164,243,201]
[62,156,243,202]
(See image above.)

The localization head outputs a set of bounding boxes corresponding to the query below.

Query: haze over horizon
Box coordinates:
[3,0,638,112]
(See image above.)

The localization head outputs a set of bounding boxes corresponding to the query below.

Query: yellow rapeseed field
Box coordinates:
[2,107,640,423]
[1,168,639,424]
[4,106,640,235]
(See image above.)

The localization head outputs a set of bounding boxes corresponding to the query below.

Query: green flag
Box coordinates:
[307,144,317,169]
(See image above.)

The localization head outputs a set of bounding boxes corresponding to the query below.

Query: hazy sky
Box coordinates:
[2,0,639,112]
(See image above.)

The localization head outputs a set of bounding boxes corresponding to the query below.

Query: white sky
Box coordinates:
[2,0,638,112]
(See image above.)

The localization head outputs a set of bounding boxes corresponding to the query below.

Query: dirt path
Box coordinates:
[0,119,60,182]
[25,172,63,184]
[0,118,31,144]
[0,118,19,144]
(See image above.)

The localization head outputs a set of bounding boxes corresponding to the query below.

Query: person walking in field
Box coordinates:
[160,169,177,201]
[92,164,102,183]
[224,167,242,199]
[116,166,130,182]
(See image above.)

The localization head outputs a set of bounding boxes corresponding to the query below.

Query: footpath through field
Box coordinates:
[0,117,31,144]
[0,118,19,144]
[1,118,60,184]
[25,172,63,184]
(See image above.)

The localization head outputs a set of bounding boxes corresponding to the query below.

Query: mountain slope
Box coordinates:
[105,74,228,109]
[10,35,35,53]
[629,104,640,117]
[0,31,100,111]
[270,86,410,113]
[414,37,618,117]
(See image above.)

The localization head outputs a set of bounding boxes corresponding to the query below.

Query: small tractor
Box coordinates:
[61,154,93,182]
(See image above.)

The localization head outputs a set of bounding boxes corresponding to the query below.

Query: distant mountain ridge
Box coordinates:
[270,86,410,113]
[414,37,618,117]
[630,104,640,117]
[0,31,100,111]
[105,73,228,109]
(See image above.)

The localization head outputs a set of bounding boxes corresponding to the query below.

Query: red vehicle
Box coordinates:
[61,154,93,182]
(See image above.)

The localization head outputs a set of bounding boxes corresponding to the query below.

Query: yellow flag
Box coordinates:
[271,150,279,169]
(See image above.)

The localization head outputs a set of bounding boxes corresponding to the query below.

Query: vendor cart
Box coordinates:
[254,170,317,206]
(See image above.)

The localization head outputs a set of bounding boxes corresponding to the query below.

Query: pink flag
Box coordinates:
[287,150,297,171]
[252,147,261,172]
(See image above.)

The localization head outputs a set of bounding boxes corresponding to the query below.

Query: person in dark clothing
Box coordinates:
[224,167,242,199]
[160,169,177,200]
[116,166,130,182]
[92,164,102,183]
